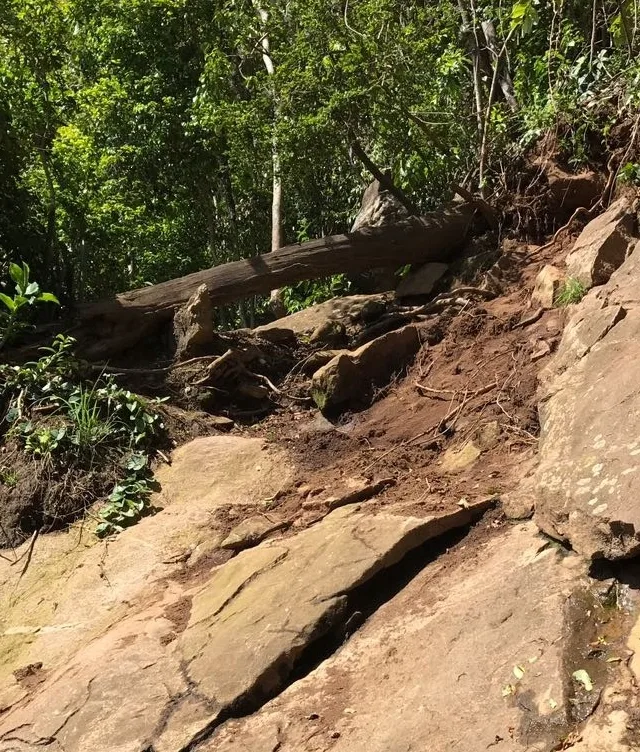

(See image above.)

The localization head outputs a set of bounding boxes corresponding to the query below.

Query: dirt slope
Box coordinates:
[2,197,640,752]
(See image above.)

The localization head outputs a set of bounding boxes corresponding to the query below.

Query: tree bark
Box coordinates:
[78,202,483,357]
[255,4,287,317]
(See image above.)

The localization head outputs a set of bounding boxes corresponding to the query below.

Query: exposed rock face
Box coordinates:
[350,178,408,233]
[204,524,590,752]
[0,436,293,727]
[535,240,640,559]
[532,264,564,309]
[565,197,637,289]
[311,324,422,412]
[173,283,217,360]
[0,502,491,752]
[395,262,448,298]
[309,319,348,348]
[544,161,604,211]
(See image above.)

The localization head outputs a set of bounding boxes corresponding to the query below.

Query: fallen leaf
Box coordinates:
[606,656,622,663]
[572,669,593,691]
[502,684,515,697]
[548,698,558,710]
[513,665,525,680]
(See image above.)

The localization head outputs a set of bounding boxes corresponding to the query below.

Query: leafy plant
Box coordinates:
[555,278,587,307]
[1,335,165,537]
[0,262,59,349]
[57,384,119,456]
[22,424,67,458]
[0,467,18,487]
[95,453,156,538]
[619,162,640,185]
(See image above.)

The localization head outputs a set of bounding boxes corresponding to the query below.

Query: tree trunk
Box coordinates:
[255,4,287,318]
[78,201,484,358]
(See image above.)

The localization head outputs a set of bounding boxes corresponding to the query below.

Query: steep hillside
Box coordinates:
[2,186,640,752]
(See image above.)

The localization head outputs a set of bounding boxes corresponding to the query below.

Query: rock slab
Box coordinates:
[395,262,448,298]
[173,283,217,360]
[565,197,636,289]
[532,264,564,309]
[311,324,421,412]
[205,523,586,752]
[0,502,491,752]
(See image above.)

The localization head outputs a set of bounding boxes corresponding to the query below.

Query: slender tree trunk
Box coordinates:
[255,4,286,318]
[458,0,484,145]
[481,20,518,111]
[39,151,59,292]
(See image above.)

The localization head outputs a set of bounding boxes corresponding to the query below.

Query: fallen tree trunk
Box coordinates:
[79,201,484,357]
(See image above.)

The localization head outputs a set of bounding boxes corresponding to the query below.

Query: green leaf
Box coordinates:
[0,293,16,312]
[25,282,40,296]
[38,292,60,304]
[9,262,26,289]
[126,452,147,471]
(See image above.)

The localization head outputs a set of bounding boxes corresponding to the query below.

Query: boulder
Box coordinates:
[0,502,492,752]
[502,492,535,520]
[205,524,593,752]
[173,284,218,360]
[538,297,626,391]
[531,264,564,309]
[535,304,640,558]
[545,162,604,211]
[311,325,422,412]
[565,197,637,289]
[349,178,407,293]
[441,441,481,472]
[309,319,348,348]
[395,262,448,298]
[441,421,500,473]
[254,295,390,340]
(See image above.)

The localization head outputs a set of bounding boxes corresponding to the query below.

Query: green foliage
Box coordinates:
[619,162,640,185]
[1,0,640,310]
[95,453,156,538]
[282,275,352,314]
[0,466,18,487]
[555,278,587,307]
[0,262,59,348]
[0,335,165,535]
[20,423,67,458]
[0,467,20,488]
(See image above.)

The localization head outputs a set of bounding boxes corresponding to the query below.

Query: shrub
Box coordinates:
[0,262,59,349]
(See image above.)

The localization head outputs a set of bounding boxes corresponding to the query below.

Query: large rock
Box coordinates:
[536,309,640,558]
[0,502,491,752]
[254,295,390,340]
[531,264,564,309]
[0,436,292,717]
[565,197,637,289]
[395,262,448,298]
[544,161,604,211]
[311,324,422,412]
[349,178,407,293]
[534,245,640,558]
[204,523,593,752]
[173,283,218,360]
[538,296,625,390]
